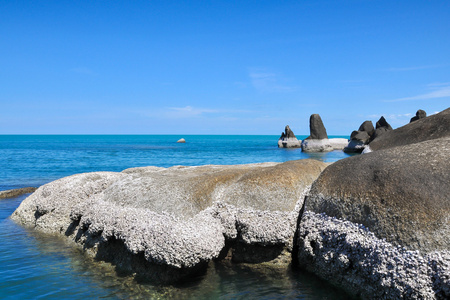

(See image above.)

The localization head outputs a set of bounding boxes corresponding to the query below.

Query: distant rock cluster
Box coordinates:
[278,114,348,152]
[344,109,429,153]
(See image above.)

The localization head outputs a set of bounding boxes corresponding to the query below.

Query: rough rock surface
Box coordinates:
[278,125,301,148]
[410,109,427,123]
[305,137,450,252]
[11,159,327,283]
[369,107,450,151]
[297,211,450,299]
[0,187,37,199]
[307,114,328,140]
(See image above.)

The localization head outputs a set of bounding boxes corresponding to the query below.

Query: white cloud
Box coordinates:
[386,85,450,102]
[249,69,297,93]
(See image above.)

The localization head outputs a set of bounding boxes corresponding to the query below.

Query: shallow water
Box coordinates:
[0,135,351,299]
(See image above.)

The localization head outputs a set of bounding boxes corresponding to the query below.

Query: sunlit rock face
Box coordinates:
[295,136,450,299]
[11,159,327,283]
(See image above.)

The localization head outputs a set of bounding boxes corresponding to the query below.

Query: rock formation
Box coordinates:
[278,125,301,148]
[11,159,327,283]
[306,137,450,252]
[0,187,37,199]
[306,114,328,140]
[301,114,347,152]
[368,107,449,151]
[297,136,450,299]
[410,109,427,123]
[177,138,186,143]
[344,120,375,153]
[371,116,393,141]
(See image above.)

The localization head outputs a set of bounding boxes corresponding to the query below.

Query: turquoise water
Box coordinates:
[0,135,351,299]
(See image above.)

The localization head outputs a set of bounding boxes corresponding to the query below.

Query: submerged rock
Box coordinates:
[278,125,301,148]
[11,159,327,283]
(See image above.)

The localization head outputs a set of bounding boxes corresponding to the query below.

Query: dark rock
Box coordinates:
[410,109,427,123]
[305,137,450,252]
[375,116,393,130]
[283,125,296,139]
[369,107,450,151]
[358,120,375,136]
[308,114,328,139]
[350,131,370,144]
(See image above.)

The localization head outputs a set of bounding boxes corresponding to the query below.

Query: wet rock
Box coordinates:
[278,125,301,148]
[410,109,427,123]
[11,159,327,283]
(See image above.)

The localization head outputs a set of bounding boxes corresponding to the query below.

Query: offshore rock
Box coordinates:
[305,137,450,252]
[177,138,186,143]
[11,159,327,283]
[0,187,37,199]
[307,114,328,140]
[410,109,427,123]
[369,107,450,151]
[278,125,301,148]
[297,211,450,299]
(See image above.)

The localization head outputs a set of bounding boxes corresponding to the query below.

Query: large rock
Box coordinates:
[12,159,327,283]
[305,137,450,252]
[297,137,450,299]
[368,107,450,151]
[278,125,301,148]
[307,114,328,140]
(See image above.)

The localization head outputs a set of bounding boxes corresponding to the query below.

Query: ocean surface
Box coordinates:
[0,135,351,299]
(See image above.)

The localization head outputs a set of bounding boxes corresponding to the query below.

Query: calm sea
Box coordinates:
[0,135,351,299]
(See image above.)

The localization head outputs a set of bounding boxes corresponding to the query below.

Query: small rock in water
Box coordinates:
[177,138,186,143]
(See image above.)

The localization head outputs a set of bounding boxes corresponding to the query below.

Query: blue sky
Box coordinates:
[1,0,449,135]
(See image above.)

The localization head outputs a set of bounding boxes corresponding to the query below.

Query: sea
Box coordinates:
[0,135,352,299]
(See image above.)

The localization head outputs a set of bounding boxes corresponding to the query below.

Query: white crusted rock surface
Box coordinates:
[297,211,450,299]
[11,159,326,283]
